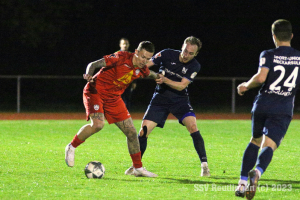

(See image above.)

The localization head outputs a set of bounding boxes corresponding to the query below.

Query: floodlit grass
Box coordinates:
[0,120,299,199]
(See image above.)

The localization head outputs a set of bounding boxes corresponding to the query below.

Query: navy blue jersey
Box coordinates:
[151,49,201,96]
[252,46,300,116]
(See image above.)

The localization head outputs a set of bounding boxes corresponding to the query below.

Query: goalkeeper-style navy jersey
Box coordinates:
[252,46,300,116]
[151,49,200,96]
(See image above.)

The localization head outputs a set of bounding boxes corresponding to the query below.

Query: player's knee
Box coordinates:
[92,121,104,133]
[187,123,198,133]
[262,136,277,151]
[250,137,262,147]
[127,130,138,142]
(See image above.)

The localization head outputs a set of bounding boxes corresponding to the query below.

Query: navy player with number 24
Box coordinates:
[124,36,210,177]
[235,19,300,200]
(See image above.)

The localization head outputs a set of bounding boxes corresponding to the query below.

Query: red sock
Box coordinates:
[71,135,85,148]
[130,151,143,168]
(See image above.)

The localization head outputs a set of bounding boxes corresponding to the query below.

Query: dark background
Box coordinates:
[1,0,300,112]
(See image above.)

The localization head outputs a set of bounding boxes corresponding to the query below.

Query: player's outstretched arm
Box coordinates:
[83,58,106,82]
[148,70,160,79]
[157,75,190,91]
[237,67,269,96]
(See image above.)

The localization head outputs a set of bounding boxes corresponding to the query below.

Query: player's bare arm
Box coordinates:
[237,67,269,96]
[83,58,106,82]
[156,74,190,91]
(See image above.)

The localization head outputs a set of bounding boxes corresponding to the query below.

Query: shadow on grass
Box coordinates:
[102,177,233,186]
[161,177,233,186]
[96,175,300,189]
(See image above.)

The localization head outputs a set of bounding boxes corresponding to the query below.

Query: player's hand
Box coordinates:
[83,74,94,82]
[155,74,164,84]
[237,82,248,96]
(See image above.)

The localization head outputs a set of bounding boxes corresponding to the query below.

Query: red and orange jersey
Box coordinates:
[93,51,150,98]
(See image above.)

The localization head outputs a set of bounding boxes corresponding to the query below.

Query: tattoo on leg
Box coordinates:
[115,118,139,154]
[90,113,104,121]
[115,118,134,130]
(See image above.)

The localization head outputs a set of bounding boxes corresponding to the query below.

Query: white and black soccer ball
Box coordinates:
[84,161,105,179]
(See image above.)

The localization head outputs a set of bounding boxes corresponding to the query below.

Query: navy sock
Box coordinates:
[256,147,273,176]
[240,143,260,178]
[138,136,147,158]
[190,131,207,163]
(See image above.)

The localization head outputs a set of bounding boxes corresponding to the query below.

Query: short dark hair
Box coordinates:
[137,41,155,53]
[184,36,202,53]
[272,19,292,41]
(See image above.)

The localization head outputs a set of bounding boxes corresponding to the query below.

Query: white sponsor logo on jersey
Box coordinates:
[135,69,140,75]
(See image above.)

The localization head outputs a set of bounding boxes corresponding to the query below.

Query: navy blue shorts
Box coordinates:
[143,92,196,128]
[251,112,292,147]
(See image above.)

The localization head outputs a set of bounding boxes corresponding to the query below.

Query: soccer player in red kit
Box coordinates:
[65,41,158,177]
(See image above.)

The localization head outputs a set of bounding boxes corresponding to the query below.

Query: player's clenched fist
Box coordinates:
[155,73,164,85]
[237,82,248,96]
[83,74,94,82]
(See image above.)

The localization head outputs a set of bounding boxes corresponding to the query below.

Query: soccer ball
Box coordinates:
[84,161,105,179]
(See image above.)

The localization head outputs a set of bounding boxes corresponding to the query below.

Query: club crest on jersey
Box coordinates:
[154,52,161,58]
[191,72,197,79]
[182,67,188,74]
[109,53,117,58]
[135,69,140,75]
[94,104,99,111]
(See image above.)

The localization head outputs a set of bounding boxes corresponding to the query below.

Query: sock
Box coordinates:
[138,136,147,158]
[238,179,248,186]
[190,131,207,163]
[240,142,260,179]
[201,162,208,167]
[256,146,273,176]
[255,167,262,179]
[130,151,143,168]
[71,134,85,148]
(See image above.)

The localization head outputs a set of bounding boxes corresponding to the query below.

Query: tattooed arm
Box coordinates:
[83,58,106,82]
[148,70,160,79]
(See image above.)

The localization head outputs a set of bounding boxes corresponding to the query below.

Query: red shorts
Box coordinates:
[83,84,131,124]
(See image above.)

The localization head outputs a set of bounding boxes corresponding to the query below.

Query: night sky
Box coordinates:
[2,0,300,77]
[2,0,300,112]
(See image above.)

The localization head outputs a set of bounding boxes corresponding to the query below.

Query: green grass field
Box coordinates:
[1,119,299,199]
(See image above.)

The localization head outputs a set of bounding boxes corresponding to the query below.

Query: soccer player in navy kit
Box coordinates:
[125,36,210,177]
[235,19,300,199]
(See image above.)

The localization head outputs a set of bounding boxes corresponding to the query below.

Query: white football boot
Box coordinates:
[133,167,158,177]
[65,143,75,167]
[201,162,211,177]
[125,166,134,175]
